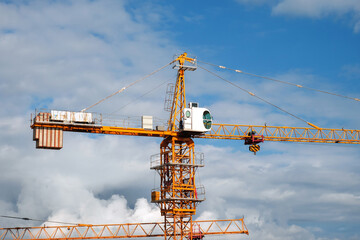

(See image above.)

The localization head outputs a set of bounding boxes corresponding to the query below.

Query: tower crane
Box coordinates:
[1,53,359,240]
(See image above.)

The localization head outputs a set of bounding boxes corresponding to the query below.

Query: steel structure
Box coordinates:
[153,53,200,239]
[30,121,360,145]
[0,218,248,240]
[203,124,360,143]
[27,53,360,239]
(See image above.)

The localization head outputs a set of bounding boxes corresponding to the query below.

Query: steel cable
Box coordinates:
[198,64,313,126]
[81,60,176,112]
[198,60,360,102]
[0,215,80,226]
[111,78,172,114]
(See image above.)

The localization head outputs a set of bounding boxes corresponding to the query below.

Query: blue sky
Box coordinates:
[0,1,359,239]
[128,1,360,77]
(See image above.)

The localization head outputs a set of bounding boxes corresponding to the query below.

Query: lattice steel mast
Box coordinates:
[151,53,203,240]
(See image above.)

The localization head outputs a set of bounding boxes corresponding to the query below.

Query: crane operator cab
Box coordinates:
[180,102,212,134]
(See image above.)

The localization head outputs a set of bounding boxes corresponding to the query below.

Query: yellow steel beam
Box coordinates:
[31,122,178,138]
[31,122,360,144]
[167,53,195,132]
[0,218,248,240]
[199,123,360,144]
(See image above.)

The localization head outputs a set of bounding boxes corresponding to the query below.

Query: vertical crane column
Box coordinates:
[151,53,204,240]
[158,136,203,240]
[151,136,205,240]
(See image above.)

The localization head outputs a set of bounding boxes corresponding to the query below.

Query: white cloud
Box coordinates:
[318,193,360,206]
[236,0,275,6]
[47,191,162,225]
[3,174,162,227]
[236,0,360,33]
[196,142,360,238]
[0,0,170,228]
[0,0,175,116]
[272,0,360,18]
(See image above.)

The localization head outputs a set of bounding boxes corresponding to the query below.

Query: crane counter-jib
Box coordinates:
[31,122,178,140]
[31,110,173,149]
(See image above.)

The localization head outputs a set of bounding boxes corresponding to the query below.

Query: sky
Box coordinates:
[0,0,359,239]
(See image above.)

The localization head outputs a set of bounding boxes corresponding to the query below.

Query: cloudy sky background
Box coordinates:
[0,0,360,239]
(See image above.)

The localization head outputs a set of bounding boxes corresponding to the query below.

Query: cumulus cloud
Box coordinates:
[2,174,161,228]
[0,0,175,117]
[196,142,360,238]
[272,0,360,18]
[236,0,360,33]
[46,187,162,225]
[0,0,168,228]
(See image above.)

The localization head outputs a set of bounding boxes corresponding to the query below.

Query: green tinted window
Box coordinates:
[203,110,212,129]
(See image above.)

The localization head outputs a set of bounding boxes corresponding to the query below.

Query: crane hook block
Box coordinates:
[249,144,260,155]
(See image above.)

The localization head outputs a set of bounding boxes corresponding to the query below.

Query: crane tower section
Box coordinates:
[151,53,206,240]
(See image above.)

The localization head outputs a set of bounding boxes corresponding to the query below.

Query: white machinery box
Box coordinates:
[51,110,93,124]
[182,103,212,133]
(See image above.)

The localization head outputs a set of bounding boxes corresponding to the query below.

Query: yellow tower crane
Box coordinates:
[1,53,359,240]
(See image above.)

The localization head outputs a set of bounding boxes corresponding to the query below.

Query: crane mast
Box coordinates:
[153,53,201,240]
[167,53,193,132]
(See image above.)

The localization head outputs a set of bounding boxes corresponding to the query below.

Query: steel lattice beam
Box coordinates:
[0,218,248,240]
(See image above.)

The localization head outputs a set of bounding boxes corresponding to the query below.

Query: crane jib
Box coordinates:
[31,112,360,150]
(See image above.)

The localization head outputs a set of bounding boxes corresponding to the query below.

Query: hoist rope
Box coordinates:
[111,78,171,114]
[81,60,176,112]
[198,60,360,102]
[0,215,80,226]
[198,65,321,129]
